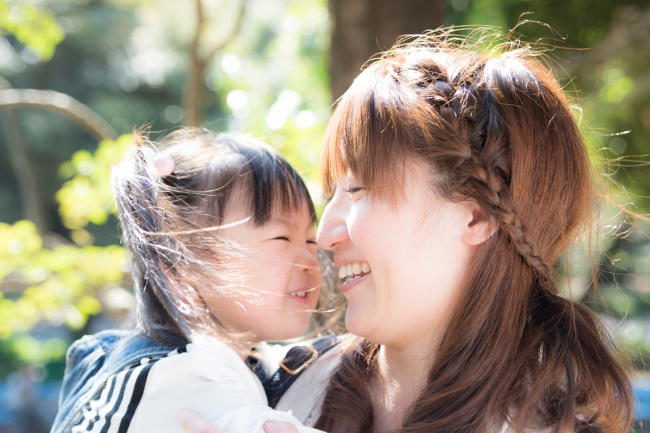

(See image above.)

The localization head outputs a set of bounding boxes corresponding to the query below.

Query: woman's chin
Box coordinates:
[344,309,375,340]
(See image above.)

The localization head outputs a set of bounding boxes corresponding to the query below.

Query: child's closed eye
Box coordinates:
[273,236,290,241]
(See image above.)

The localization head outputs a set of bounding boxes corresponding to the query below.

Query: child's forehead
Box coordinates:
[263,206,315,230]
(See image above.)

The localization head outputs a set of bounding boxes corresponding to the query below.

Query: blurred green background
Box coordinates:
[0,0,649,431]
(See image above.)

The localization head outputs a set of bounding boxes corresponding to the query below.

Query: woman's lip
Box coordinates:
[334,260,367,267]
[341,272,371,294]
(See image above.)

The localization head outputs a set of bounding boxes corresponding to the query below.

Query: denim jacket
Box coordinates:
[50,329,337,433]
[50,329,188,433]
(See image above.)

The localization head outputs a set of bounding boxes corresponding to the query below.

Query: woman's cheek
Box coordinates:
[347,201,378,245]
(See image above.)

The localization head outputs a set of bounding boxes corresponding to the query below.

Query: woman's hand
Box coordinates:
[179,410,224,433]
[178,410,299,433]
[263,421,300,433]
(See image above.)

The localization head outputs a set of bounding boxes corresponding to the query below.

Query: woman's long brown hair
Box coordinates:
[315,30,633,433]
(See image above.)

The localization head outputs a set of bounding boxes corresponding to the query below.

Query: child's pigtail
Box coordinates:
[112,134,192,343]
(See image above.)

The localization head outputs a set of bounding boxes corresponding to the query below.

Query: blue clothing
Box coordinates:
[50,329,188,433]
[50,329,335,433]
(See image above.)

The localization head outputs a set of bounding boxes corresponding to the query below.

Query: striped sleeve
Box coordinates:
[68,347,187,433]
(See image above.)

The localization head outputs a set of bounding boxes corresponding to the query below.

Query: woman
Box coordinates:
[182,30,633,433]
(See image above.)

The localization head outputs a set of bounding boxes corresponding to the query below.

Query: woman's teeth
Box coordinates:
[339,261,371,282]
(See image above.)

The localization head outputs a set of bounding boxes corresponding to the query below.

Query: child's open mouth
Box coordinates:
[339,261,371,284]
[287,286,318,299]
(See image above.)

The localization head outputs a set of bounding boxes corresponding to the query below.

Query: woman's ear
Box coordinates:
[460,202,499,246]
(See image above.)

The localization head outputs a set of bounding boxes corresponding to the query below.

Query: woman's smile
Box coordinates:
[338,260,372,289]
[340,271,372,294]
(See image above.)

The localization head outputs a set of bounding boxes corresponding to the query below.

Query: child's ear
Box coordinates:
[460,202,498,246]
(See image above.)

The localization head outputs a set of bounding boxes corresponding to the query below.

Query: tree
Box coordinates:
[0,0,332,363]
[184,0,246,126]
[328,0,445,100]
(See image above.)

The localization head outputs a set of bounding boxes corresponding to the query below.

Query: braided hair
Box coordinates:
[316,30,632,433]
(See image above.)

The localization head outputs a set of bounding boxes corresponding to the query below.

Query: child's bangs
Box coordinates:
[238,145,316,226]
[322,62,420,201]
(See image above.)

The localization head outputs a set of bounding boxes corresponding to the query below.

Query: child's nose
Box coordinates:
[296,246,318,274]
[301,253,318,274]
[301,264,317,275]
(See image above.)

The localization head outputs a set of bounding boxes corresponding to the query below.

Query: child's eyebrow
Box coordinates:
[268,216,314,232]
[268,217,296,229]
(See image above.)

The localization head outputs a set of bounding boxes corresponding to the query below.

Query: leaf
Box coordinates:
[0,1,65,61]
[56,134,133,230]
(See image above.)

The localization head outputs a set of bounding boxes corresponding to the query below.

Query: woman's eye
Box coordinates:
[344,187,364,198]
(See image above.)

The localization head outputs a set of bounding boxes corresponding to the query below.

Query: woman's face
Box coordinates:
[317,161,477,350]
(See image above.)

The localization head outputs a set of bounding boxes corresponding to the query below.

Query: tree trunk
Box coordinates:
[0,111,46,232]
[184,56,207,127]
[183,0,246,127]
[328,0,445,101]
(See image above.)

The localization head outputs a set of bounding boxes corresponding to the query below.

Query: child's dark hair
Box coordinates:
[112,128,341,345]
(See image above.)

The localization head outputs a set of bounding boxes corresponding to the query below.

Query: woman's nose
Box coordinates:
[317,189,349,251]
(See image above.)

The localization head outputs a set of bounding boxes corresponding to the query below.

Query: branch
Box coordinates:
[0,78,45,232]
[204,0,247,63]
[191,0,205,66]
[0,89,118,141]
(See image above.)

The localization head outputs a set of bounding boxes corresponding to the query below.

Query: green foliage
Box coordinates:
[0,336,67,380]
[0,0,332,358]
[0,0,64,61]
[213,0,331,213]
[1,0,649,378]
[0,134,134,340]
[56,134,133,231]
[0,220,126,339]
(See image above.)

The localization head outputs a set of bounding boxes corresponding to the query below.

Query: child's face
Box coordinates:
[207,200,321,343]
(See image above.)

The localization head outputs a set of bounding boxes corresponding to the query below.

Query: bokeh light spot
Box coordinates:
[164,105,184,124]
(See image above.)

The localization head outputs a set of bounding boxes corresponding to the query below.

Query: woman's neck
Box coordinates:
[371,342,435,432]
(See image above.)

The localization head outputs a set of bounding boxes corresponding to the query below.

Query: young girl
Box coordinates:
[50,129,342,433]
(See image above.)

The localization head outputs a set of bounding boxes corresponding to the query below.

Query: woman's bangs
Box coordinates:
[322,64,415,200]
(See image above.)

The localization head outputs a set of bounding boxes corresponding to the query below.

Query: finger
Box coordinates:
[264,421,300,433]
[178,409,225,433]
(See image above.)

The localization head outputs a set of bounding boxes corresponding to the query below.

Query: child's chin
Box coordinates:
[265,321,311,341]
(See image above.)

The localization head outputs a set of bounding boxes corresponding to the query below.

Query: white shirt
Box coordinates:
[128,340,328,433]
[260,338,346,426]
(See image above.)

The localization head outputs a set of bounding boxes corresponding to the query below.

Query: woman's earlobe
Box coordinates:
[461,205,499,246]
